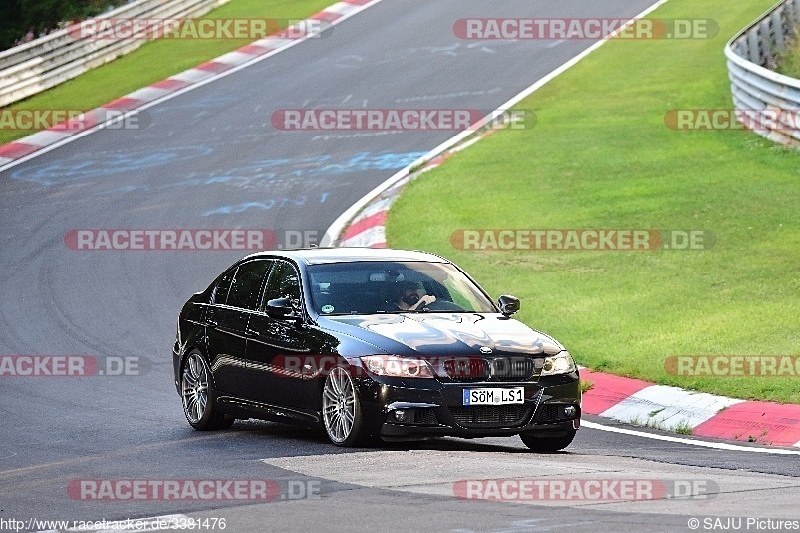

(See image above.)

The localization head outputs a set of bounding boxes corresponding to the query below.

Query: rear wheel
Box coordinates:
[520,430,576,452]
[181,351,234,430]
[322,367,372,446]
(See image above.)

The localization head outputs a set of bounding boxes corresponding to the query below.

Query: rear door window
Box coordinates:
[225,260,273,310]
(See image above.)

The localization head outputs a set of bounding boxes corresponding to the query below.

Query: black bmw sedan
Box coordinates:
[173,248,581,451]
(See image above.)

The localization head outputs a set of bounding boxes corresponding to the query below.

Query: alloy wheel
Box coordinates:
[181,352,209,424]
[322,367,356,443]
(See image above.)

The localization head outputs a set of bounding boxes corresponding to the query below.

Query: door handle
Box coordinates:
[245,328,260,337]
[206,319,218,328]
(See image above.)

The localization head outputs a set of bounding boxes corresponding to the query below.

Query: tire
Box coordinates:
[520,430,576,452]
[180,351,235,431]
[322,366,373,446]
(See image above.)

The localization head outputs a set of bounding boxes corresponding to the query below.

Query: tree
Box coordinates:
[0,0,119,50]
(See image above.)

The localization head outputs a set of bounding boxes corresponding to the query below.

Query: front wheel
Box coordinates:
[520,430,576,452]
[322,367,372,446]
[181,351,234,430]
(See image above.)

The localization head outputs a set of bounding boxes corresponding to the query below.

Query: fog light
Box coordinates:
[564,406,577,418]
[394,409,408,422]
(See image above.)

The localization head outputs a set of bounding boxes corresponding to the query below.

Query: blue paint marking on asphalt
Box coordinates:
[148,94,242,114]
[198,151,423,216]
[201,151,428,185]
[74,150,426,196]
[8,146,214,185]
[202,193,330,216]
[7,149,424,191]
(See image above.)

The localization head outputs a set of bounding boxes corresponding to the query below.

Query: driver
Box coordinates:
[392,282,436,311]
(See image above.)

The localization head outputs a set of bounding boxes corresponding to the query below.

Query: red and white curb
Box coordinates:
[0,0,380,170]
[580,368,800,448]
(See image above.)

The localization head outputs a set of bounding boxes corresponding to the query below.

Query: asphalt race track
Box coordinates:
[1,1,799,532]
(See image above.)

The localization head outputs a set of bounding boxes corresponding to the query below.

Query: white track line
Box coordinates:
[582,421,800,455]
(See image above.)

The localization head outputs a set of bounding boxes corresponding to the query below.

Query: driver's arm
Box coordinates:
[409,294,436,310]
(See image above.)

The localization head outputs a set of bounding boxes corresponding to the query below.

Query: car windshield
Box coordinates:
[307,261,497,315]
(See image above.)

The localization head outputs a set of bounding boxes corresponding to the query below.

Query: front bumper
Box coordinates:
[355,371,581,439]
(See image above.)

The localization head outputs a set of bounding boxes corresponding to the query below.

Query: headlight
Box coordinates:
[541,351,576,376]
[361,355,434,378]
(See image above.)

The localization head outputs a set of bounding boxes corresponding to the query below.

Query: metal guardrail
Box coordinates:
[0,0,230,108]
[725,0,800,146]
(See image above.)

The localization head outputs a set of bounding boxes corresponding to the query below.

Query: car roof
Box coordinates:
[244,248,450,266]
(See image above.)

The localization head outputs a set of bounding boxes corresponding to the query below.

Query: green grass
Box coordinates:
[627,414,692,434]
[0,0,332,145]
[387,0,800,404]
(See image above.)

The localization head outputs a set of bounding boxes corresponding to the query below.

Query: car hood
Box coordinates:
[317,313,563,357]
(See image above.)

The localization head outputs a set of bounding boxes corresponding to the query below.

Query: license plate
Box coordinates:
[462,387,524,406]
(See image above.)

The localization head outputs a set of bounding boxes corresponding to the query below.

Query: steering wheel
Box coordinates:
[420,299,465,312]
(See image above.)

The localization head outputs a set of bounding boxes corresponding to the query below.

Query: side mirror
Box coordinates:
[266,297,295,318]
[497,295,520,317]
